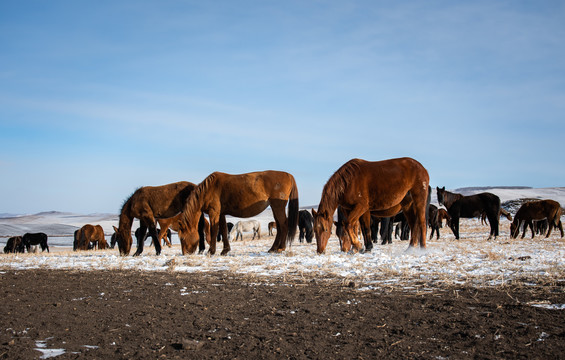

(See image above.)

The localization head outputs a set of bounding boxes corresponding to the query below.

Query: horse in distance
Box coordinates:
[510,199,564,239]
[436,187,501,240]
[22,232,49,253]
[179,170,299,255]
[231,220,261,241]
[74,224,107,251]
[313,158,430,254]
[298,210,314,243]
[3,236,24,253]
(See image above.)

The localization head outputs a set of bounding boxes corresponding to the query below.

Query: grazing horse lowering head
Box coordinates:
[112,226,131,256]
[312,208,333,254]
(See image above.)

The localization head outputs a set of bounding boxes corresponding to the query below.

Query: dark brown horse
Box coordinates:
[436,187,501,240]
[113,181,197,256]
[3,236,23,253]
[178,171,299,255]
[510,200,564,239]
[312,158,430,253]
[74,224,107,250]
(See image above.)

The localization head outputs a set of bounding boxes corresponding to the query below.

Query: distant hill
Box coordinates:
[454,186,532,195]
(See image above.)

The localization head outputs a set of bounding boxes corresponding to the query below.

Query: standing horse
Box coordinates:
[178,171,299,255]
[113,181,197,256]
[436,187,501,240]
[231,220,261,241]
[510,200,564,239]
[22,232,49,253]
[312,158,429,253]
[75,224,107,250]
[298,210,314,243]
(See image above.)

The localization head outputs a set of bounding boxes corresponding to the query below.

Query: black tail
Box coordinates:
[286,176,299,246]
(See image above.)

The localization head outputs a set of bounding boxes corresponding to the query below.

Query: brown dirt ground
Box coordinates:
[1,270,564,359]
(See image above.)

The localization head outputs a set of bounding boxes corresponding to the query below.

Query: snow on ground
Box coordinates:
[0,187,564,288]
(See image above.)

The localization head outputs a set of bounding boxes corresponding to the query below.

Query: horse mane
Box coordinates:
[319,159,363,214]
[183,173,218,224]
[117,188,139,230]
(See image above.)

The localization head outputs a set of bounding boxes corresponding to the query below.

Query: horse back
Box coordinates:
[131,181,196,219]
[452,192,500,218]
[516,200,561,222]
[343,158,429,209]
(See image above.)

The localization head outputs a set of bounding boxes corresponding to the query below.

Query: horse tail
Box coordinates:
[425,186,431,229]
[553,206,562,227]
[286,175,299,246]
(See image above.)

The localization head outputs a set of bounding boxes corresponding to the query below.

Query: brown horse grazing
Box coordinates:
[179,171,299,255]
[113,181,197,256]
[75,224,107,250]
[3,236,24,253]
[312,158,430,254]
[510,200,564,239]
[437,187,501,240]
[156,213,212,253]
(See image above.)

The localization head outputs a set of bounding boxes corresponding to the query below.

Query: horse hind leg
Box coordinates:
[269,200,288,252]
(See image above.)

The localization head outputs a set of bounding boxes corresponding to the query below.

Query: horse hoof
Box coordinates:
[220,250,230,256]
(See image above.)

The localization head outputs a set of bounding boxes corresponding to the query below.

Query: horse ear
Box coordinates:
[113,226,118,233]
[312,208,317,217]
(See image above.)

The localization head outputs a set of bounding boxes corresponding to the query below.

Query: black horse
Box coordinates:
[378,212,410,244]
[22,232,49,252]
[4,236,24,253]
[216,222,234,242]
[428,204,441,240]
[298,210,314,243]
[436,187,501,240]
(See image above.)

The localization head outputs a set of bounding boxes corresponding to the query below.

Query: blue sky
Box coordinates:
[1,1,564,214]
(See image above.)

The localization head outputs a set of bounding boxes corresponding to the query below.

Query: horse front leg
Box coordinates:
[342,204,367,253]
[359,211,373,252]
[449,217,460,240]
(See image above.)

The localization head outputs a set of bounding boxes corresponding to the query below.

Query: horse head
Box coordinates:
[436,186,446,206]
[112,225,131,256]
[509,220,520,239]
[312,208,332,254]
[177,211,202,254]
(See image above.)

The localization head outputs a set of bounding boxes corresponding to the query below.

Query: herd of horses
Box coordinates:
[3,157,564,255]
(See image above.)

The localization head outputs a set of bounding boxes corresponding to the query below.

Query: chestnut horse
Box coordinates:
[74,224,107,250]
[510,199,564,239]
[312,158,430,253]
[113,181,197,256]
[156,213,212,253]
[179,171,299,255]
[436,187,501,240]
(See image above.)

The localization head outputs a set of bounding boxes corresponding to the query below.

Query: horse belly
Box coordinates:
[226,201,270,218]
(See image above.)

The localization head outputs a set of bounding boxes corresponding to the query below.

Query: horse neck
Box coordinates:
[118,212,133,238]
[442,191,462,209]
[318,193,338,220]
[184,187,208,227]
